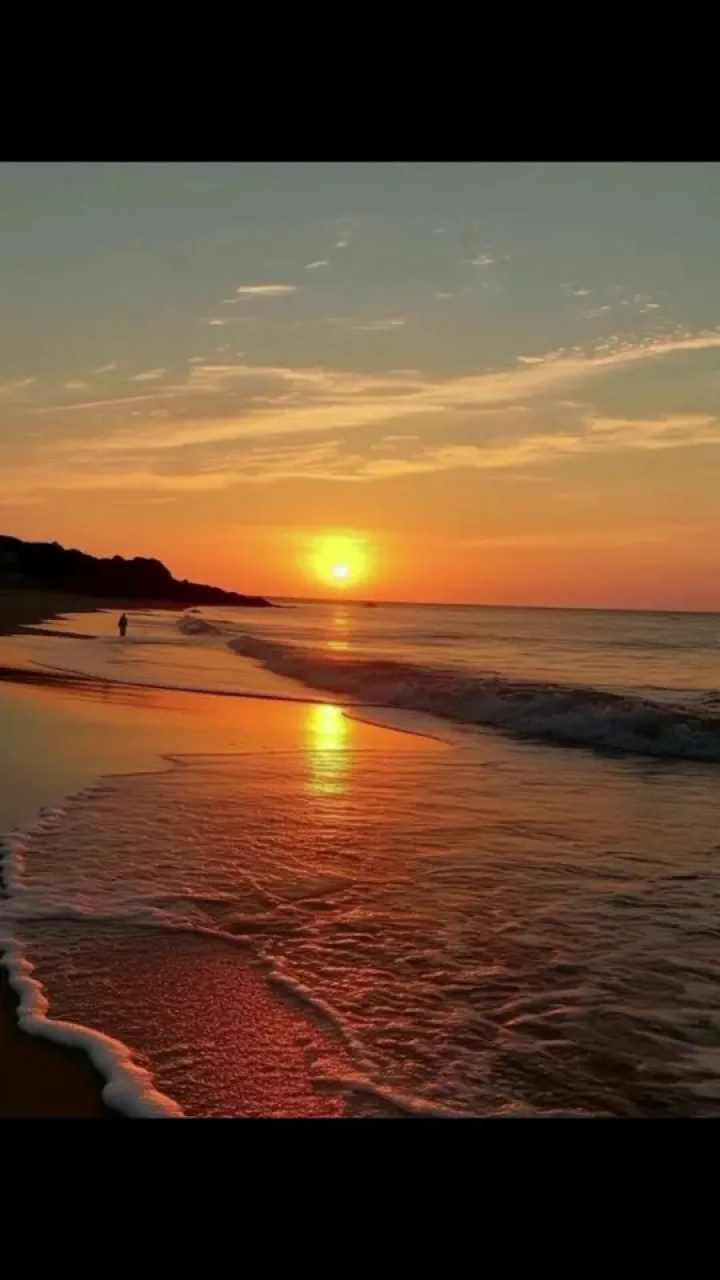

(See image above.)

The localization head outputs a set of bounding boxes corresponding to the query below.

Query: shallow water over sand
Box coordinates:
[3,606,720,1116]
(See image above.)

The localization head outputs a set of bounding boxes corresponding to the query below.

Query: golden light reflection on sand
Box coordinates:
[304,703,351,798]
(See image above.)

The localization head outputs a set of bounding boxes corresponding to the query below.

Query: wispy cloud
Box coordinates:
[235,284,297,297]
[94,362,117,375]
[351,319,406,333]
[27,391,177,414]
[10,406,720,497]
[46,327,720,459]
[208,319,227,326]
[469,254,494,267]
[15,327,720,496]
[130,369,167,382]
[305,260,329,270]
[0,377,36,395]
[63,380,91,391]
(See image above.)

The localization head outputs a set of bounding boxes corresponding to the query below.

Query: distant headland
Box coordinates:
[0,535,273,609]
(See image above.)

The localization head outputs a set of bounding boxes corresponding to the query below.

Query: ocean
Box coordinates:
[2,599,720,1117]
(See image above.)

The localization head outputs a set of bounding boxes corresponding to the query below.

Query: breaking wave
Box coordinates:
[228,633,720,762]
[177,616,222,636]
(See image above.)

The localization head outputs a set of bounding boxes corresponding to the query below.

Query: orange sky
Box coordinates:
[3,163,720,610]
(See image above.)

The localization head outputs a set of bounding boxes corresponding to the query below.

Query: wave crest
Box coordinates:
[177,615,221,636]
[228,634,720,762]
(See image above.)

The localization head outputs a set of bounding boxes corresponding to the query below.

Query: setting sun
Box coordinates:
[309,535,368,590]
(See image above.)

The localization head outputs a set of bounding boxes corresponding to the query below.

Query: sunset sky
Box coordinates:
[2,161,720,609]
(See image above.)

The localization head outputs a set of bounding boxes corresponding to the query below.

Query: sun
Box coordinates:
[308,535,368,590]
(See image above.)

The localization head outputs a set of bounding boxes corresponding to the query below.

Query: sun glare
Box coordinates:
[309,535,368,590]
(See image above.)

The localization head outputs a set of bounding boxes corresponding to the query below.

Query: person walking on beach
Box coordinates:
[118,613,128,638]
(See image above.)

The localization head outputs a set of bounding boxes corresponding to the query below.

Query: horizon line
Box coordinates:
[252,595,720,617]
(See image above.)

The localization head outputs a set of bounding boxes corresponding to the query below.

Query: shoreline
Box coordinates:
[0,591,435,1118]
[0,587,189,638]
[0,590,178,1117]
[0,975,119,1119]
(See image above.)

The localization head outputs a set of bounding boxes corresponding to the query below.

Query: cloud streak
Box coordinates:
[27,392,177,414]
[351,319,406,333]
[0,377,36,396]
[39,326,720,456]
[235,284,297,297]
[130,369,167,383]
[12,327,720,498]
[18,407,720,496]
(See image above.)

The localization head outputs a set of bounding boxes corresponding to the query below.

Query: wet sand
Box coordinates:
[0,587,184,637]
[0,976,116,1118]
[0,589,101,636]
[0,592,162,1116]
[0,595,123,1115]
[0,599,434,1117]
[0,597,99,1112]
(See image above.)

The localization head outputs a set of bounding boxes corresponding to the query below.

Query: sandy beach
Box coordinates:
[0,589,105,636]
[0,591,201,1117]
[0,588,187,638]
[0,592,435,1117]
[0,592,121,1116]
[0,979,116,1118]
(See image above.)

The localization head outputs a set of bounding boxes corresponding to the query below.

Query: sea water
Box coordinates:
[2,600,720,1116]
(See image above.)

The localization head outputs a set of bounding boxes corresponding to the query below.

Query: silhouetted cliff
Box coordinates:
[0,536,273,608]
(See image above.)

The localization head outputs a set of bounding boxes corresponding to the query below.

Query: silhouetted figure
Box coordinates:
[118,613,128,638]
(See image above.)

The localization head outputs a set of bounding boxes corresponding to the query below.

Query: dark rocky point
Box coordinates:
[0,535,273,608]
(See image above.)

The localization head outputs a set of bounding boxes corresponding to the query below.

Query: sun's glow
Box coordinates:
[309,534,368,589]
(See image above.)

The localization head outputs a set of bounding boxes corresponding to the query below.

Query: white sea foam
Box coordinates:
[4,742,720,1118]
[0,924,183,1118]
[177,616,222,636]
[1,810,185,1118]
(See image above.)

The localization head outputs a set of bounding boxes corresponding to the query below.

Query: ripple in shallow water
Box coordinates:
[5,738,720,1116]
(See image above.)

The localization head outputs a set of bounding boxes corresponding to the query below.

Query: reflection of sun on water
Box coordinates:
[327,605,351,653]
[305,704,351,797]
